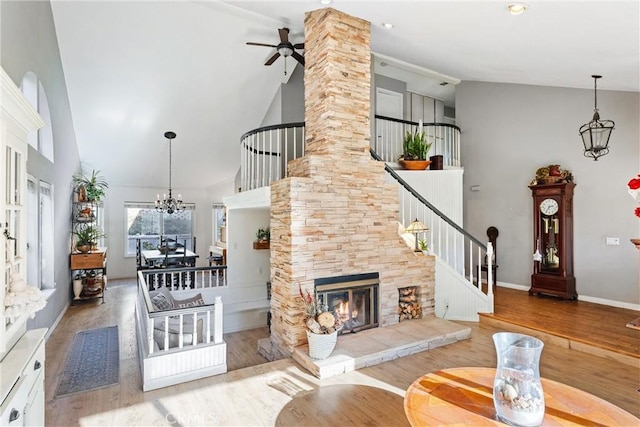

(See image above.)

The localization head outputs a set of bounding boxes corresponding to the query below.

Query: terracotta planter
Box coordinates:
[400,160,431,170]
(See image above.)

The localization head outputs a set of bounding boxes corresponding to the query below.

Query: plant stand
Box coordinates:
[307,330,338,359]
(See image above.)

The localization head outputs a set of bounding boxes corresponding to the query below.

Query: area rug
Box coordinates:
[625,317,640,330]
[54,326,119,398]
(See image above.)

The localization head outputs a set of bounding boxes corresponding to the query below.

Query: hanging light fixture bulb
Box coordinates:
[155,131,184,214]
[579,75,615,161]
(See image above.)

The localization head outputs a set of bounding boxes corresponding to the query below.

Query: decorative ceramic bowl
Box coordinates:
[400,160,432,170]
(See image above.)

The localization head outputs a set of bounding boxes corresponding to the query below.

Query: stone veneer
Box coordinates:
[267,8,435,359]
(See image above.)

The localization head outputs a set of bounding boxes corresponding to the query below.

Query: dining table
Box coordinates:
[141,249,199,268]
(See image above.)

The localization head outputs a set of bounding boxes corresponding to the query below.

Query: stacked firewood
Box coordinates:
[398,287,422,321]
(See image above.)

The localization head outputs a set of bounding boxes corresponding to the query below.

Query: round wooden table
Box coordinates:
[404,367,639,426]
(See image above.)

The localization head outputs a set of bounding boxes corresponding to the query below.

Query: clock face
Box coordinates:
[540,198,559,216]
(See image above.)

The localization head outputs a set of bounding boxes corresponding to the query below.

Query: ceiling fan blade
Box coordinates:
[292,51,305,67]
[265,52,280,66]
[293,43,304,50]
[247,42,277,48]
[278,28,289,43]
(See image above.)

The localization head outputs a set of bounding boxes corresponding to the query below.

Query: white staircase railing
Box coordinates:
[374,149,494,318]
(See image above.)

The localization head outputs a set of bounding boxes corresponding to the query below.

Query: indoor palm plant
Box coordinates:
[73,169,108,202]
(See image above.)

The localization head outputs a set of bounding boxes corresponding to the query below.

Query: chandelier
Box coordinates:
[579,75,615,161]
[155,131,184,214]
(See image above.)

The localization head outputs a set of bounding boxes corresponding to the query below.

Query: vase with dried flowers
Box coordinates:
[299,286,342,359]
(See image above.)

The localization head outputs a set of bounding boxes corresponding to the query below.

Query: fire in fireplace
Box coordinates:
[315,272,379,334]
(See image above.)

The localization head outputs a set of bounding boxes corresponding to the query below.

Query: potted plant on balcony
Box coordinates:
[73,225,106,253]
[300,286,343,359]
[399,122,433,170]
[73,169,108,203]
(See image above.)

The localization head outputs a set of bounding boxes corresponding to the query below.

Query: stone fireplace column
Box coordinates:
[265,8,435,360]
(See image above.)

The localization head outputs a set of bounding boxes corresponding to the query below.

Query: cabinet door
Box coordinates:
[23,379,44,427]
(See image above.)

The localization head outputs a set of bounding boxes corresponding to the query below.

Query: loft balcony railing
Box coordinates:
[239,117,461,191]
[373,115,461,167]
[240,122,305,192]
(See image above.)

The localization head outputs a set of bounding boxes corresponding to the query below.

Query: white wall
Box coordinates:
[226,208,270,287]
[457,81,640,306]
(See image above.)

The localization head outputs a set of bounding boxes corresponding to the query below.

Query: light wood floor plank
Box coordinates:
[483,287,640,358]
[44,279,639,426]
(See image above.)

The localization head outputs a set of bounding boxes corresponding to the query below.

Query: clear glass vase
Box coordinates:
[493,332,545,426]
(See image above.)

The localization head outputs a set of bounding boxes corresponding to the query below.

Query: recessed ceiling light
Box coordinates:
[382,22,394,29]
[320,0,332,5]
[508,3,527,15]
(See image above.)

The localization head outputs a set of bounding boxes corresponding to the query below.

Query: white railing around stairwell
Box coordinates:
[240,122,305,192]
[135,267,228,391]
[373,115,461,167]
[239,118,460,192]
[371,149,494,318]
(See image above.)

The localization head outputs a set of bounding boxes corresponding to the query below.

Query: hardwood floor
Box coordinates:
[44,279,639,426]
[481,287,640,365]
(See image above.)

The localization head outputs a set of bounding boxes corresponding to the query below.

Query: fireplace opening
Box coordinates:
[315,272,379,334]
[398,286,422,321]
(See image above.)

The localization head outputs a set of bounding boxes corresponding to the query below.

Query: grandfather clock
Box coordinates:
[529,182,577,299]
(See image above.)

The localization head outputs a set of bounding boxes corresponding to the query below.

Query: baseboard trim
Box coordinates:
[45,302,70,341]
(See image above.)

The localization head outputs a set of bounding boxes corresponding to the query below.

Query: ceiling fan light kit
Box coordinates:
[246,27,305,74]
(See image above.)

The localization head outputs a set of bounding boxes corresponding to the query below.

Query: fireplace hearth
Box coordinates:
[315,273,379,334]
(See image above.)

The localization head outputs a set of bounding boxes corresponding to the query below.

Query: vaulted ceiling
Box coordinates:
[50,1,639,190]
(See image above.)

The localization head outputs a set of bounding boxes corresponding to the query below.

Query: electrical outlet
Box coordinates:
[606,237,620,246]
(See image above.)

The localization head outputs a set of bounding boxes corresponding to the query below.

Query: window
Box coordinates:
[212,204,226,245]
[26,176,54,291]
[20,72,54,162]
[39,181,54,289]
[124,202,195,256]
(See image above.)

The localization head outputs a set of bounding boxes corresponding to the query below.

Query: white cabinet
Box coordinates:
[0,329,47,426]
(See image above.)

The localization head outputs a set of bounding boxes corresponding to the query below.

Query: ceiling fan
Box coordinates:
[246,28,305,70]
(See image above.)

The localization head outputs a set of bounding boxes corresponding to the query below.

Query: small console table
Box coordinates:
[404,367,638,426]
